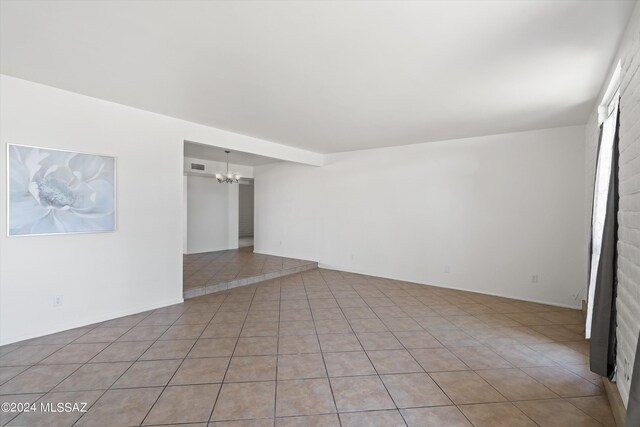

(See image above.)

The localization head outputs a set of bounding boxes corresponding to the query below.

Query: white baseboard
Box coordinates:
[1,297,184,346]
[602,378,626,426]
[318,264,581,310]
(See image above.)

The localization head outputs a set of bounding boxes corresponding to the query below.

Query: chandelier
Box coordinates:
[216,150,241,184]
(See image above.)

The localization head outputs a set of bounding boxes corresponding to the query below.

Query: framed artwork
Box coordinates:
[7,144,116,236]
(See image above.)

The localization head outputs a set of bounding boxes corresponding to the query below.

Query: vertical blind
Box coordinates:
[586,93,620,379]
[586,94,619,339]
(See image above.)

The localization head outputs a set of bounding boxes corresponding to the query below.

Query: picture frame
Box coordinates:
[7,143,117,236]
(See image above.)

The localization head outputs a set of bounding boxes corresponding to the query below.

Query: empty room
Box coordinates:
[1,1,640,426]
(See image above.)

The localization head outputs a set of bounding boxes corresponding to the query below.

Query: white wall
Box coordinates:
[255,162,322,262]
[0,75,320,345]
[0,77,181,345]
[584,1,640,406]
[183,176,188,253]
[186,176,238,254]
[255,125,586,308]
[183,156,253,254]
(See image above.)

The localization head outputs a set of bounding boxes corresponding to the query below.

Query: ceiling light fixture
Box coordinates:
[216,150,240,184]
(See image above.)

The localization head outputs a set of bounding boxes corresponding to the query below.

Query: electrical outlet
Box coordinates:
[531,275,539,284]
[53,295,63,307]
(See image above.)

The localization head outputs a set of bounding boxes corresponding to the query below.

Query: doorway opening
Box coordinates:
[181,141,318,299]
[238,179,254,250]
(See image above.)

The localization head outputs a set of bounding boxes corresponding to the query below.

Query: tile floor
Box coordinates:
[0,268,614,426]
[183,248,317,298]
[238,237,254,248]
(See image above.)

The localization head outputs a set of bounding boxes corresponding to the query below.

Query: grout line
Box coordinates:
[321,270,599,427]
[2,267,600,426]
[302,272,342,427]
[206,282,259,424]
[8,310,162,424]
[73,298,223,425]
[316,269,407,427]
[272,278,282,426]
[2,310,158,426]
[137,297,230,426]
[331,270,495,424]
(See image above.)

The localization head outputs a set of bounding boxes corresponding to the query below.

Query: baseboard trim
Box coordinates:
[1,296,185,346]
[603,377,627,426]
[318,265,582,310]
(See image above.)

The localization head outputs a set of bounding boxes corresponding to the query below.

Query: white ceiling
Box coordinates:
[0,0,636,154]
[184,142,279,166]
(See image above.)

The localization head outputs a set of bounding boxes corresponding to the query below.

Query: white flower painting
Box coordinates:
[8,144,116,236]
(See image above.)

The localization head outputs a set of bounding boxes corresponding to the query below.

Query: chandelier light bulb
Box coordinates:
[216,150,240,184]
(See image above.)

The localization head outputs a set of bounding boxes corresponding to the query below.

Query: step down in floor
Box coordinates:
[183,262,319,299]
